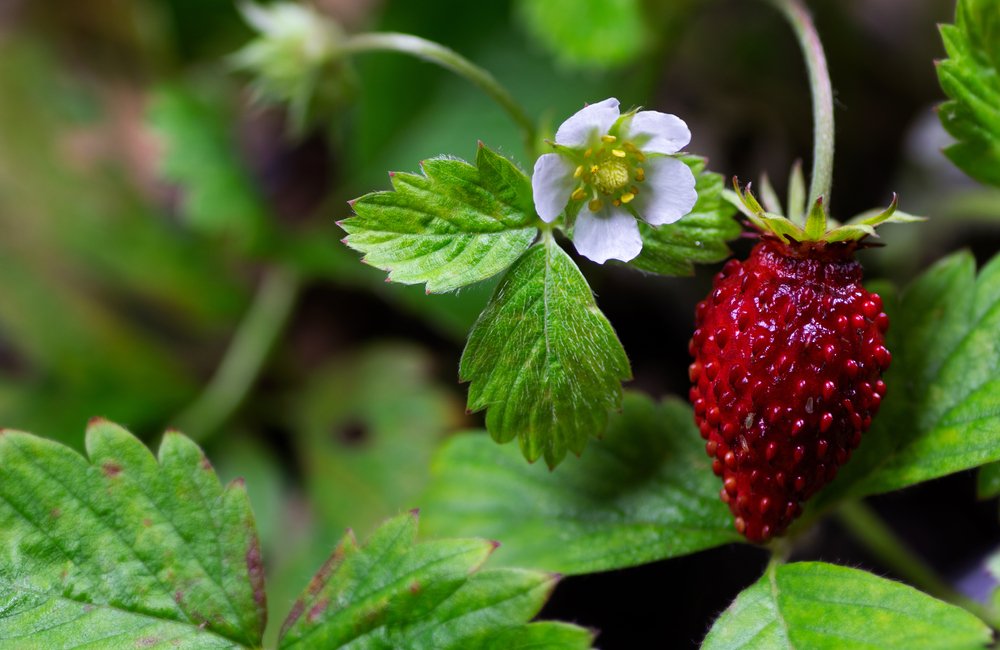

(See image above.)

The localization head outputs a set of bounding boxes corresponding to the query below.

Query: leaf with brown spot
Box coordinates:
[0,420,266,648]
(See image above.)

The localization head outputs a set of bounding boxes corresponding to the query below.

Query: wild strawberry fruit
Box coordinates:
[690,181,916,542]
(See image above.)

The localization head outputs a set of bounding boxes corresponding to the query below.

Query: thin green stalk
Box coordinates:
[767,0,835,206]
[175,266,301,442]
[339,32,537,155]
[836,500,1000,629]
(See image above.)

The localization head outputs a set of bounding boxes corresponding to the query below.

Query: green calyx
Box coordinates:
[727,164,924,246]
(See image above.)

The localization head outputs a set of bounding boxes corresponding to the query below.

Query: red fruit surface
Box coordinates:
[689,238,890,542]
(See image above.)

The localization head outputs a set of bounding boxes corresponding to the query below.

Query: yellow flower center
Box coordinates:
[568,135,646,212]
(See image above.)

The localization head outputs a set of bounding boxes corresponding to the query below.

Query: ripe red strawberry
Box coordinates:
[689,184,908,542]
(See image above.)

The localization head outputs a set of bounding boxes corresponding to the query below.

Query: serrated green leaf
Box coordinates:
[978,461,1000,499]
[149,86,272,248]
[702,562,991,650]
[341,144,539,293]
[0,422,266,648]
[422,392,739,574]
[630,157,740,276]
[515,0,650,69]
[816,251,1000,504]
[937,0,1000,187]
[460,238,631,468]
[277,513,592,649]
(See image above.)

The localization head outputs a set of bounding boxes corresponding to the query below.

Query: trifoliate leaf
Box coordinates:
[149,86,272,249]
[422,392,739,574]
[937,0,1000,187]
[0,421,266,648]
[277,512,593,649]
[817,251,1000,505]
[702,562,991,650]
[630,157,740,276]
[341,144,539,293]
[515,0,650,69]
[460,238,631,468]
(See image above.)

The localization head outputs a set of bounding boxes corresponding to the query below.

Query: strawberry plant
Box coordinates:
[1,0,999,647]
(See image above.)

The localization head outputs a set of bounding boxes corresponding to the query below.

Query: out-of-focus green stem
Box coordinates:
[837,500,1000,629]
[340,32,537,155]
[767,0,834,206]
[175,266,301,442]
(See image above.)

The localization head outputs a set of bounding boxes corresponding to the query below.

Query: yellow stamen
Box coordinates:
[613,199,622,207]
[630,185,640,195]
[620,192,635,204]
[601,134,617,143]
[611,149,627,158]
[590,165,600,173]
[584,148,593,158]
[635,167,645,181]
[634,151,646,162]
[571,187,588,201]
[574,165,583,178]
[588,199,603,212]
[623,141,639,152]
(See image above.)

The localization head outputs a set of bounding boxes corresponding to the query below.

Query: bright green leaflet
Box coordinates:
[422,392,739,573]
[978,461,1000,499]
[938,0,1000,187]
[277,512,592,649]
[149,86,272,249]
[629,156,740,276]
[815,251,1000,505]
[0,421,266,648]
[460,238,632,468]
[341,143,539,293]
[702,562,991,649]
[515,0,649,69]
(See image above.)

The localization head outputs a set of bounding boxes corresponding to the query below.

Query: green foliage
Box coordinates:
[938,0,1000,187]
[341,144,539,293]
[278,512,592,649]
[515,0,650,69]
[978,461,1000,499]
[630,156,740,276]
[817,251,1000,505]
[0,420,266,648]
[0,423,588,649]
[460,238,631,468]
[290,345,462,538]
[422,392,738,573]
[149,85,272,249]
[702,562,991,649]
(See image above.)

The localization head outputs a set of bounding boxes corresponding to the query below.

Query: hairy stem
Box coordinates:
[175,266,301,441]
[836,500,1000,629]
[340,32,537,155]
[767,0,835,206]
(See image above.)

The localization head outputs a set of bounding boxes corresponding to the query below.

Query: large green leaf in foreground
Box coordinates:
[0,421,266,648]
[817,251,1000,504]
[340,144,539,293]
[460,238,632,468]
[702,562,991,649]
[937,0,1000,187]
[422,392,738,574]
[630,156,740,276]
[278,512,592,649]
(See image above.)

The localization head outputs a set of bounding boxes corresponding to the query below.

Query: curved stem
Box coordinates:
[836,500,1000,629]
[174,266,301,442]
[340,32,538,155]
[767,0,835,206]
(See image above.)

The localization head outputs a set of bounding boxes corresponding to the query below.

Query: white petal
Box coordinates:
[572,205,642,264]
[633,156,697,226]
[554,98,620,147]
[625,111,691,154]
[532,154,576,223]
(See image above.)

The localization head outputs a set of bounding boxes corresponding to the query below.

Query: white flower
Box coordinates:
[532,98,698,264]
